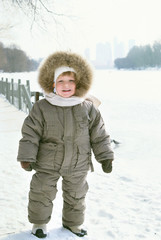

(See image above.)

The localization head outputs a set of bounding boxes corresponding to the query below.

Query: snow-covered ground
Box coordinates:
[0,70,161,240]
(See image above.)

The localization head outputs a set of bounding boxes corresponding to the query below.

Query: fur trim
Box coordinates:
[38,51,93,97]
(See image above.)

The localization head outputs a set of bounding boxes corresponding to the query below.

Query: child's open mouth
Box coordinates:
[62,90,71,92]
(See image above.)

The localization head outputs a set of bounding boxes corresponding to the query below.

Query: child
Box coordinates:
[17,51,114,238]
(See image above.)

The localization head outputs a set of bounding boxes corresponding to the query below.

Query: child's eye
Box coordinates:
[69,79,75,82]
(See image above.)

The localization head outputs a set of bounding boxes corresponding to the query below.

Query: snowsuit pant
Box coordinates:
[28,170,88,227]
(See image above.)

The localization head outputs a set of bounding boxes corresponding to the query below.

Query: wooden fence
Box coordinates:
[0,77,43,113]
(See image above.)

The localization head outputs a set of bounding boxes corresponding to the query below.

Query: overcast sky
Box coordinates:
[1,0,161,59]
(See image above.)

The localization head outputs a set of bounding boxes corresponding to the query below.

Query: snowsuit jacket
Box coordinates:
[17,51,114,175]
[17,98,114,175]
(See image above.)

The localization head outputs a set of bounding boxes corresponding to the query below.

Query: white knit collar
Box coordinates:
[44,92,84,107]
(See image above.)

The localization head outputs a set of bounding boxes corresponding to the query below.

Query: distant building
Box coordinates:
[113,37,125,59]
[94,42,113,69]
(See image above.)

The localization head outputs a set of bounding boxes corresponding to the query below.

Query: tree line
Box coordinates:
[0,42,41,72]
[114,41,161,69]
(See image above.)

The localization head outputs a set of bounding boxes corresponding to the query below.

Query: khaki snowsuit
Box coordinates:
[17,51,114,227]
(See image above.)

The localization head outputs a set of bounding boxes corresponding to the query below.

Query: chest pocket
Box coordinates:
[73,105,90,136]
[43,107,62,138]
[44,120,59,137]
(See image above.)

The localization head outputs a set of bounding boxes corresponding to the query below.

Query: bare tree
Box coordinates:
[1,0,72,31]
[0,0,77,57]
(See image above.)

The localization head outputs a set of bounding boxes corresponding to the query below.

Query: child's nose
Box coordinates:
[64,82,69,87]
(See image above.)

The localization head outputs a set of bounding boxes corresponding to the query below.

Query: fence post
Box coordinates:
[26,80,31,96]
[34,92,40,102]
[8,81,11,103]
[1,77,4,94]
[26,80,31,111]
[7,79,11,103]
[6,78,9,101]
[0,77,2,94]
[18,79,22,110]
[11,78,14,105]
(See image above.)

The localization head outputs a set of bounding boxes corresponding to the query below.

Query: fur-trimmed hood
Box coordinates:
[38,51,93,97]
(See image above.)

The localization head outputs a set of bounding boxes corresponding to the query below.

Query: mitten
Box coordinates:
[101,159,113,173]
[20,162,32,171]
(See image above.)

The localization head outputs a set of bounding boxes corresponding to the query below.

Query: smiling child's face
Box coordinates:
[54,72,76,98]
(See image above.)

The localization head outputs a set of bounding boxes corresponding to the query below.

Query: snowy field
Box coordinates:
[0,69,161,240]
